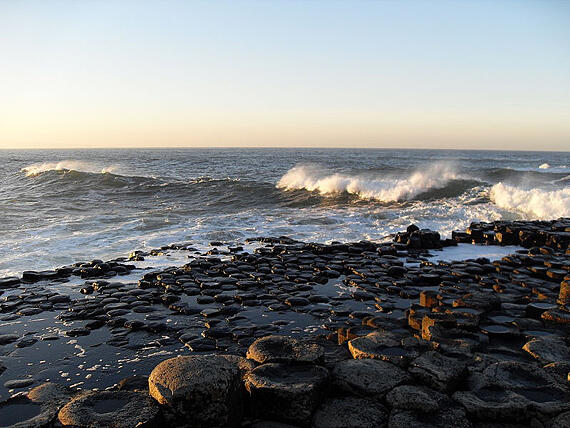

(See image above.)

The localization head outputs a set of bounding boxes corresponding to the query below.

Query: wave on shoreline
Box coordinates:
[277,162,461,202]
[490,182,570,219]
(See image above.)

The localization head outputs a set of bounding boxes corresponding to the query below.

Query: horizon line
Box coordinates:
[1,146,569,153]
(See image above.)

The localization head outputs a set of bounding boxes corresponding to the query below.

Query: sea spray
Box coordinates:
[22,160,118,176]
[490,182,570,219]
[277,162,459,202]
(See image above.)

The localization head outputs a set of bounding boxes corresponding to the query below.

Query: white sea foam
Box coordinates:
[22,160,117,176]
[490,182,570,219]
[276,162,458,202]
[539,163,550,169]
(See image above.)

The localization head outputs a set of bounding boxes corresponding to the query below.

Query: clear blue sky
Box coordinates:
[1,0,569,150]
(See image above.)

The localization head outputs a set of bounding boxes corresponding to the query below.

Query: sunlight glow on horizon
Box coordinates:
[1,0,569,151]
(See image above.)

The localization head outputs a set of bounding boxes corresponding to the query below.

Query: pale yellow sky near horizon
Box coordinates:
[1,1,569,151]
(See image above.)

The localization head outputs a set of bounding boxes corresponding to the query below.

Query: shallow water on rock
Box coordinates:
[0,400,42,427]
[92,398,128,414]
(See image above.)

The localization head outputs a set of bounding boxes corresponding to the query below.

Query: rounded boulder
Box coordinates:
[148,355,243,428]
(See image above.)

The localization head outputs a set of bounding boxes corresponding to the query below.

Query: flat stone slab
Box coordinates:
[331,358,410,397]
[148,355,243,428]
[408,351,467,392]
[246,335,324,365]
[58,390,160,428]
[522,335,570,365]
[386,385,449,413]
[348,331,420,367]
[388,407,471,428]
[312,397,388,428]
[0,382,74,428]
[245,363,329,426]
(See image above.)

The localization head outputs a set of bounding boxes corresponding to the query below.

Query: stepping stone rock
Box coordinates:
[312,397,388,428]
[348,331,420,367]
[550,410,570,428]
[388,406,471,428]
[542,308,570,325]
[458,361,570,421]
[0,334,19,345]
[523,336,570,365]
[331,358,410,398]
[408,351,467,392]
[116,375,149,392]
[58,390,160,428]
[148,355,242,428]
[247,422,302,428]
[4,378,34,389]
[0,382,74,428]
[386,385,448,413]
[452,389,529,422]
[247,335,324,365]
[245,363,329,426]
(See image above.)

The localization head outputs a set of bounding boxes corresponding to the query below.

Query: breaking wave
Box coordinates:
[490,183,570,219]
[21,160,118,177]
[277,162,462,202]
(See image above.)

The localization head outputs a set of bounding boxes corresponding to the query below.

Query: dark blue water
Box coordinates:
[1,148,568,276]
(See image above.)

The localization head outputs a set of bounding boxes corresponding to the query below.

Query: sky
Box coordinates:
[0,0,569,150]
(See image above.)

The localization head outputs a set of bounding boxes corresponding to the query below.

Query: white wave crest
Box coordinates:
[22,160,117,177]
[276,162,458,202]
[490,182,570,219]
[539,163,550,169]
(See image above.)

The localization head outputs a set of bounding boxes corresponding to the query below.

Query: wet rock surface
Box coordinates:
[0,219,569,426]
[0,382,74,428]
[58,390,160,428]
[312,396,389,428]
[245,362,329,426]
[148,355,242,427]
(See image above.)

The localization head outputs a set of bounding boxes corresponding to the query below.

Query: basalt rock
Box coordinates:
[58,390,160,428]
[408,351,468,392]
[246,335,324,365]
[244,363,329,426]
[348,331,421,367]
[0,382,74,428]
[148,355,243,428]
[522,335,570,365]
[312,396,389,428]
[331,358,410,398]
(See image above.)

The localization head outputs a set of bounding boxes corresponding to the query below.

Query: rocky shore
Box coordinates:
[0,219,569,427]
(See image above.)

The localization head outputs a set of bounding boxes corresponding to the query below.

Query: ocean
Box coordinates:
[1,148,569,277]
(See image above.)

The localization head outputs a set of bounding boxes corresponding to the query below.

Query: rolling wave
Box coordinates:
[22,160,119,177]
[490,183,570,219]
[481,167,570,183]
[276,162,469,202]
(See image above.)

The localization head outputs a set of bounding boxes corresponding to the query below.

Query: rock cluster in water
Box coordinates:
[0,219,569,427]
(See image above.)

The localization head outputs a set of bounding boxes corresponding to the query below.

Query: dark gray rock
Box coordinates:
[408,351,468,392]
[148,355,242,428]
[312,397,388,428]
[388,406,472,428]
[331,358,410,398]
[58,390,160,428]
[386,385,449,413]
[245,363,329,426]
[0,334,19,345]
[522,336,570,365]
[348,331,421,367]
[0,382,74,428]
[246,335,324,365]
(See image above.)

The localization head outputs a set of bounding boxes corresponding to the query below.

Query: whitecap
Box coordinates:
[276,162,459,202]
[21,160,118,176]
[490,182,570,219]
